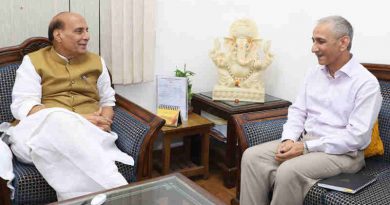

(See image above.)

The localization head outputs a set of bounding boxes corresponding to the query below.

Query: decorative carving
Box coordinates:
[210,19,273,102]
[23,42,50,56]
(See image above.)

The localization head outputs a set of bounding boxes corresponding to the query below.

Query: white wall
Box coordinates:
[0,0,67,47]
[0,0,100,53]
[116,0,390,112]
[1,0,389,113]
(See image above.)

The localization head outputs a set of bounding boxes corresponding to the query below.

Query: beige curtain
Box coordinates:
[101,0,156,84]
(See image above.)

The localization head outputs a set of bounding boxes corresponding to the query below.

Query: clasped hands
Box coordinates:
[275,140,305,163]
[82,108,113,132]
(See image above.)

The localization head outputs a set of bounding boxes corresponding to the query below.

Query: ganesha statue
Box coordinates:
[210,19,273,102]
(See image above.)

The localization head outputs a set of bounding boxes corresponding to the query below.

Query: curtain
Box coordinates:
[101,0,156,84]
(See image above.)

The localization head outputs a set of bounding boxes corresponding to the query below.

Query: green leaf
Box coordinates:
[174,65,195,102]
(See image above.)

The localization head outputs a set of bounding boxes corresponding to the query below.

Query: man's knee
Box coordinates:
[275,160,298,183]
[241,146,259,168]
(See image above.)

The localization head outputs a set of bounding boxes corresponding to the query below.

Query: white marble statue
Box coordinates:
[210,19,273,102]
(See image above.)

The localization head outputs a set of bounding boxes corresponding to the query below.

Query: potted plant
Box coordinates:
[174,64,195,106]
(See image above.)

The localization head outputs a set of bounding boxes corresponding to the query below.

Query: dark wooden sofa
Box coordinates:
[232,63,390,205]
[0,37,165,205]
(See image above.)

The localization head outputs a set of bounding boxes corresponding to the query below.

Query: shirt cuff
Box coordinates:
[17,102,42,120]
[281,130,302,142]
[280,138,296,143]
[305,139,323,152]
[100,102,115,107]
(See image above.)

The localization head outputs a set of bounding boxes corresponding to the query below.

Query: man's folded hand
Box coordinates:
[82,112,113,132]
[28,105,46,116]
[275,140,305,162]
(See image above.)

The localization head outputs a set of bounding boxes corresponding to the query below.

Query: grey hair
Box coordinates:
[318,15,353,51]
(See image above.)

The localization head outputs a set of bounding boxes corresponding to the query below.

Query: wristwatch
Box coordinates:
[303,141,309,154]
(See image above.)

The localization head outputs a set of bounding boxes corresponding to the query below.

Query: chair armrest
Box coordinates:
[113,94,165,180]
[232,108,288,152]
[231,107,288,203]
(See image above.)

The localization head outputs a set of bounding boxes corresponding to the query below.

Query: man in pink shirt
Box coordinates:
[240,15,382,205]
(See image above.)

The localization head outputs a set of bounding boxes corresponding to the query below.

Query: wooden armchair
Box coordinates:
[0,37,164,205]
[232,63,390,205]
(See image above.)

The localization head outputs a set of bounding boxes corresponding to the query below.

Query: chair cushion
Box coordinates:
[112,106,150,182]
[304,185,329,205]
[12,158,56,205]
[304,157,390,204]
[378,80,390,162]
[322,170,390,205]
[243,118,286,147]
[0,62,20,124]
[11,107,149,204]
[364,120,384,158]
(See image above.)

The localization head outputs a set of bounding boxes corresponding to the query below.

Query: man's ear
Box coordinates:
[339,36,350,51]
[53,29,62,43]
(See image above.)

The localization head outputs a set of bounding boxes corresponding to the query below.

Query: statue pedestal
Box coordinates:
[212,85,265,103]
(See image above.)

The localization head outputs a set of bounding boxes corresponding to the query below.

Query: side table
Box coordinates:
[191,92,291,187]
[159,113,214,179]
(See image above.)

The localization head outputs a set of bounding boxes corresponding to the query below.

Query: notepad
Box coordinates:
[157,105,182,127]
[317,173,377,194]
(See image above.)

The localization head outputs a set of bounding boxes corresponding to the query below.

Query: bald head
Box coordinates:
[48,12,90,59]
[48,12,84,41]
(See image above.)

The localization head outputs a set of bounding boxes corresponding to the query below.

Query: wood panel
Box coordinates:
[363,63,390,81]
[70,0,100,54]
[0,0,68,47]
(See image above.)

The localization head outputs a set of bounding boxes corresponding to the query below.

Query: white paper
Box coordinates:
[201,111,227,138]
[156,76,188,121]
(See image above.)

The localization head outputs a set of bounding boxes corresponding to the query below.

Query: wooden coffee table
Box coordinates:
[51,173,224,205]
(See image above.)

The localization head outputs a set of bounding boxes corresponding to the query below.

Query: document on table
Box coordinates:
[201,111,227,139]
[156,76,188,121]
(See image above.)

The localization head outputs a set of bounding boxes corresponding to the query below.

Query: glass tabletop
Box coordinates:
[198,91,282,107]
[59,175,216,205]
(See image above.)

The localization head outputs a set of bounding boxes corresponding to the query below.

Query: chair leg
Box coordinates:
[0,179,11,205]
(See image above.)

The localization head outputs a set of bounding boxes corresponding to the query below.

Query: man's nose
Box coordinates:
[83,31,90,41]
[311,44,318,53]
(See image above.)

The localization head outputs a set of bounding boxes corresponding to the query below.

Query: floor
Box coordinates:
[192,164,236,205]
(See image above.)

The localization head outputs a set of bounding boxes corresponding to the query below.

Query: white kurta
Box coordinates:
[8,108,134,200]
[0,52,132,201]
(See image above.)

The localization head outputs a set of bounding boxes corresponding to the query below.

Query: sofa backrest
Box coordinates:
[0,62,20,123]
[378,80,390,161]
[364,63,390,162]
[0,37,51,124]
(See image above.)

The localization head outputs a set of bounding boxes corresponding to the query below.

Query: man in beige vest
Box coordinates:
[7,12,134,200]
[240,16,382,205]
